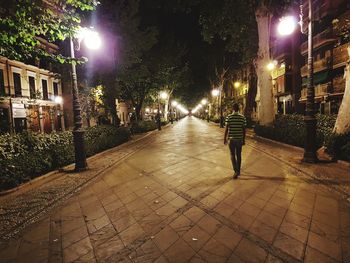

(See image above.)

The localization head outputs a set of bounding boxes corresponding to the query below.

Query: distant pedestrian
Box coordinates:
[224,103,246,179]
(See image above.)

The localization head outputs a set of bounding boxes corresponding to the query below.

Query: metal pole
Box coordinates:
[70,37,87,170]
[303,0,318,162]
[157,93,161,130]
[219,88,224,128]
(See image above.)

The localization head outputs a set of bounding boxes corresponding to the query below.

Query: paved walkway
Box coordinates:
[0,117,349,263]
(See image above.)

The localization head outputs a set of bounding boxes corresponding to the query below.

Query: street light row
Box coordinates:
[192,98,208,114]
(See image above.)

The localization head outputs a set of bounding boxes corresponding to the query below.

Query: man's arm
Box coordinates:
[224,124,228,145]
[242,116,247,145]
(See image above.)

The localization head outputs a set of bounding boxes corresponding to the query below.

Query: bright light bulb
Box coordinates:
[278,16,297,36]
[160,91,168,100]
[201,99,207,105]
[77,27,102,50]
[211,89,220,97]
[54,96,63,104]
[234,82,241,88]
[172,101,178,106]
[266,60,277,71]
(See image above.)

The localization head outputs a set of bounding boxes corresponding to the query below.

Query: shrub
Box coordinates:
[0,125,130,191]
[210,117,221,123]
[131,120,157,134]
[254,114,349,162]
[325,133,350,161]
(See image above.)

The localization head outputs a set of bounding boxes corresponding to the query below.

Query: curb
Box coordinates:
[249,133,303,153]
[247,133,350,170]
[338,159,350,169]
[0,130,156,197]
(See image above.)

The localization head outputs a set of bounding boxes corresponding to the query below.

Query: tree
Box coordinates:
[198,0,295,125]
[93,0,157,124]
[117,64,153,120]
[0,0,97,62]
[333,20,350,134]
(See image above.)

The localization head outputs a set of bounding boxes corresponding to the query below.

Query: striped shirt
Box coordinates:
[225,113,246,140]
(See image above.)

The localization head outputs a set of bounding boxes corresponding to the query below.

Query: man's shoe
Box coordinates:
[233,173,239,179]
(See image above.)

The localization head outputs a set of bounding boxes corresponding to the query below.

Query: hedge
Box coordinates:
[131,120,158,134]
[0,125,130,191]
[254,114,350,162]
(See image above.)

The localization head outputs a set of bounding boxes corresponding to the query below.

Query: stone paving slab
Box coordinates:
[0,117,350,262]
[0,132,156,241]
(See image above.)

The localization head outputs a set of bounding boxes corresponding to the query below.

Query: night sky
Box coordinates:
[85,1,212,107]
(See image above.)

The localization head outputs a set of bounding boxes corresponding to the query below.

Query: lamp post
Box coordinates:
[157,91,168,130]
[211,88,219,118]
[277,1,317,162]
[70,28,102,171]
[171,100,178,123]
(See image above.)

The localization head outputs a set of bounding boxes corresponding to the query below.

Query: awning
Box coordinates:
[302,70,329,86]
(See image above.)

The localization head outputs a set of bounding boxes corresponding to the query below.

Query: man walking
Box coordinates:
[224,103,246,179]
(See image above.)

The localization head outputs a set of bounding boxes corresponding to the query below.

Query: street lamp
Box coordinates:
[211,89,220,97]
[277,1,317,162]
[157,91,168,130]
[70,27,102,170]
[266,60,277,71]
[211,88,224,128]
[234,82,241,88]
[54,96,63,104]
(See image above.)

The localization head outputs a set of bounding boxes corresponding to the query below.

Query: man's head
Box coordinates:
[233,103,240,112]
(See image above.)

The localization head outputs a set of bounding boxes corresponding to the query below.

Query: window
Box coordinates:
[0,69,5,96]
[42,79,48,100]
[29,76,36,99]
[13,72,22,97]
[53,82,58,96]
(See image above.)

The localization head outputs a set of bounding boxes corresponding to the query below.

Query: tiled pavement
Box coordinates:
[0,117,350,262]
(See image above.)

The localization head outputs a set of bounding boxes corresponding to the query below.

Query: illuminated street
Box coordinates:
[0,117,349,262]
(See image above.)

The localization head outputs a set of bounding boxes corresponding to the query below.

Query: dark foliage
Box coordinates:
[131,120,157,134]
[254,114,350,162]
[0,125,130,191]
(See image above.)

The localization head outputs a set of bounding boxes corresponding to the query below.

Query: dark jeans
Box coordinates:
[229,140,243,174]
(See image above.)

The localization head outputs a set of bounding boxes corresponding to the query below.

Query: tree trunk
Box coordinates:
[255,5,275,126]
[245,64,258,118]
[333,46,350,134]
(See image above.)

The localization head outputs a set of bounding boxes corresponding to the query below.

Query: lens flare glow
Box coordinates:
[277,16,297,36]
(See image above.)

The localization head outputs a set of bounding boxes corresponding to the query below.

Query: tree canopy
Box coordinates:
[0,0,97,62]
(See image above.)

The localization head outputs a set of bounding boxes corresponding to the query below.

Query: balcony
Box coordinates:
[333,44,349,68]
[300,83,329,100]
[300,57,330,76]
[333,9,350,37]
[300,29,336,55]
[333,76,346,94]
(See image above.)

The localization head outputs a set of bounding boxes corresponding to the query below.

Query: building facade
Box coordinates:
[299,0,349,114]
[0,55,64,134]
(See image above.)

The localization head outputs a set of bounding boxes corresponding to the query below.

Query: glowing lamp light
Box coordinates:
[153,109,158,113]
[77,27,102,50]
[54,96,63,104]
[267,60,277,71]
[160,91,168,100]
[277,16,297,36]
[145,108,150,113]
[172,100,178,107]
[201,99,207,105]
[211,89,220,97]
[234,82,241,88]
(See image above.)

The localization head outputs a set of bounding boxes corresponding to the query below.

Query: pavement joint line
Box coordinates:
[105,160,230,262]
[0,133,157,242]
[123,162,301,263]
[246,141,350,203]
